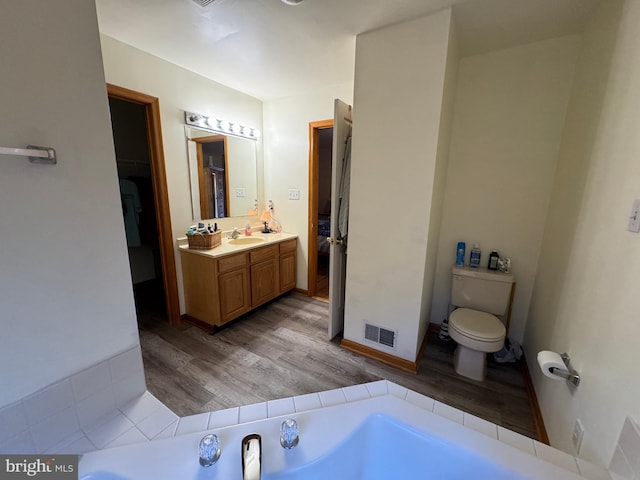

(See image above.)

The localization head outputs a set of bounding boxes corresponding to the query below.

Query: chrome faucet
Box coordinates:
[229,227,240,239]
[242,434,261,480]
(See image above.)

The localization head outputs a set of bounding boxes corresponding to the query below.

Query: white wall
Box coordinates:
[0,1,139,407]
[344,9,453,362]
[430,35,581,344]
[263,83,354,291]
[418,16,460,353]
[525,0,639,466]
[100,35,263,310]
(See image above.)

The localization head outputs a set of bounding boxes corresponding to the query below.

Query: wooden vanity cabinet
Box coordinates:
[180,238,297,331]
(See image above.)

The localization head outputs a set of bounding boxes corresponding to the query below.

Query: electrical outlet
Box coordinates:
[628,198,640,232]
[288,189,300,200]
[572,419,584,453]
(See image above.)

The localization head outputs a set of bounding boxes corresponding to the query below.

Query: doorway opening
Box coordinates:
[308,120,333,301]
[192,134,230,219]
[107,84,180,326]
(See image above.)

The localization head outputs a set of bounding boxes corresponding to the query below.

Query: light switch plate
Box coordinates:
[235,187,245,198]
[628,198,640,233]
[288,189,300,200]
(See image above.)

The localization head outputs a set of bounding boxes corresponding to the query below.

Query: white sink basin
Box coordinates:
[228,236,265,245]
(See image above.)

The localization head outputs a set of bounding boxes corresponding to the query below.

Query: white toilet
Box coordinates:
[448,265,514,381]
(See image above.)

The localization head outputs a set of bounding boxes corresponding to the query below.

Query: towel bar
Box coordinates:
[0,145,57,164]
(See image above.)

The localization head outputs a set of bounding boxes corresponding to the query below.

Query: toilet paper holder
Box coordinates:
[551,353,581,386]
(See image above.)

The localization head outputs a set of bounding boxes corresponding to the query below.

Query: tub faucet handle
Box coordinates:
[199,433,221,467]
[280,418,299,449]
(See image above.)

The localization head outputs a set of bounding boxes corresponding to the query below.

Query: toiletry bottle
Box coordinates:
[488,250,499,270]
[456,242,466,266]
[245,223,252,236]
[470,243,481,268]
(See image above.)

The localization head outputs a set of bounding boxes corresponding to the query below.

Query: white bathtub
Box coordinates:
[265,413,524,480]
[79,392,585,479]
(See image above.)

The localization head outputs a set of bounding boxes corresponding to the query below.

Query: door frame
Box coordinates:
[107,83,181,326]
[307,119,333,298]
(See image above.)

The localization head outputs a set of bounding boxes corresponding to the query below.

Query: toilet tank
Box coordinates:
[451,266,514,315]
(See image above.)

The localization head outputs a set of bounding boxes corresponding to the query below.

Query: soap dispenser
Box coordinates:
[245,223,252,236]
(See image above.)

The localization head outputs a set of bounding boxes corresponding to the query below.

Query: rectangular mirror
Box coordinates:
[186,125,258,220]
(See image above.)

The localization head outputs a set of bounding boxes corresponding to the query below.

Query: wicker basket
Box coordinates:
[186,231,221,250]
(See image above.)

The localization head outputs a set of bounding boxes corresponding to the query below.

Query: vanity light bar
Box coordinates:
[185,111,261,140]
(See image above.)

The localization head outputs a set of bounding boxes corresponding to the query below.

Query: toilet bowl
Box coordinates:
[448,308,506,381]
[449,265,514,381]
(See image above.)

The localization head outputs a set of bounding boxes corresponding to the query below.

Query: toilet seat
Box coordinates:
[449,308,505,353]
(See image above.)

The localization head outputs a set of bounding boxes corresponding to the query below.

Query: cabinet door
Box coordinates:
[251,258,278,307]
[218,267,251,324]
[181,251,220,327]
[279,251,297,293]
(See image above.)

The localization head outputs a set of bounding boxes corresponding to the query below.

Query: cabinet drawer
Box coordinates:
[218,252,248,273]
[279,239,297,254]
[250,245,278,264]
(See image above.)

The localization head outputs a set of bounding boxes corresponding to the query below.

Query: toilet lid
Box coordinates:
[449,308,506,341]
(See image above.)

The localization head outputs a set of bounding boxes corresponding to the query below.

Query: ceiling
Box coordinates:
[95,0,600,101]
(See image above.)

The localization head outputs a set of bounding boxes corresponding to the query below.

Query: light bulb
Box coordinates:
[219,120,230,131]
[231,123,241,134]
[253,129,262,138]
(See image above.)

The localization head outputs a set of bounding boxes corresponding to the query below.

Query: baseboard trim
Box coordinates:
[341,339,420,374]
[295,287,308,296]
[521,351,550,444]
[181,314,215,334]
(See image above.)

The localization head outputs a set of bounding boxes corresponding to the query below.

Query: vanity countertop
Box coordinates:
[177,231,298,259]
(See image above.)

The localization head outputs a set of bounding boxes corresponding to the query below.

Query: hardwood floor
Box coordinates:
[136,292,538,440]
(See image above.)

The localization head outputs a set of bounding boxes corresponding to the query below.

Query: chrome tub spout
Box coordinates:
[242,433,261,480]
